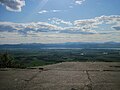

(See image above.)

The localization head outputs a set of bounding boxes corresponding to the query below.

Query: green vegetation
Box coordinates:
[0,52,14,68]
[0,52,26,68]
[0,49,120,68]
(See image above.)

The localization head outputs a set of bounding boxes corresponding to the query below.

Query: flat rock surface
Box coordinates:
[0,62,120,90]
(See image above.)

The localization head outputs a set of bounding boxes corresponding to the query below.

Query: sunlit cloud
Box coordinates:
[0,0,25,12]
[0,21,97,36]
[0,15,120,38]
[38,10,48,14]
[48,18,72,26]
[74,0,85,5]
[74,15,120,31]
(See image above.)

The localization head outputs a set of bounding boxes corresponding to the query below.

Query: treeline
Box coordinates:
[0,52,26,68]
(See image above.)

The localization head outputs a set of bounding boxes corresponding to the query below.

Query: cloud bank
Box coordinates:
[0,0,25,12]
[0,21,96,36]
[0,15,120,36]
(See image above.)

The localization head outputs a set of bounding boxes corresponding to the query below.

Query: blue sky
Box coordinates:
[0,0,120,44]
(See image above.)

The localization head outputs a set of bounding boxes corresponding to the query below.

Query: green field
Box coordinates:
[0,49,120,68]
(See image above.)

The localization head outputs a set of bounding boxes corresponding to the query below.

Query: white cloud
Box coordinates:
[95,15,120,25]
[69,6,73,8]
[48,18,72,26]
[38,10,48,14]
[74,0,85,5]
[0,21,97,36]
[51,10,61,13]
[0,15,120,37]
[38,9,64,14]
[0,22,63,35]
[74,15,120,31]
[0,0,25,12]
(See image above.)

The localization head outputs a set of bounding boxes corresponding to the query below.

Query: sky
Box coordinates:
[0,0,120,44]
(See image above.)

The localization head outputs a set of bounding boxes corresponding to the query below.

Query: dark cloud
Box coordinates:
[0,24,16,32]
[112,26,120,30]
[60,30,95,34]
[0,35,5,38]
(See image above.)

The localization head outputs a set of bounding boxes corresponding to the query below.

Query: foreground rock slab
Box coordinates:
[0,62,120,90]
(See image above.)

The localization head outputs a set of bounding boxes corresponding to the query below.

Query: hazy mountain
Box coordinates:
[0,42,120,49]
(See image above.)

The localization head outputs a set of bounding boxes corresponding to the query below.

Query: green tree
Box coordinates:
[0,52,14,68]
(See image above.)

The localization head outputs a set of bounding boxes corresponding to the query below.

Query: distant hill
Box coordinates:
[0,42,120,49]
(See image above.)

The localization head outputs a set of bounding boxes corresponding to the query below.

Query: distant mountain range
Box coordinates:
[0,42,120,49]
